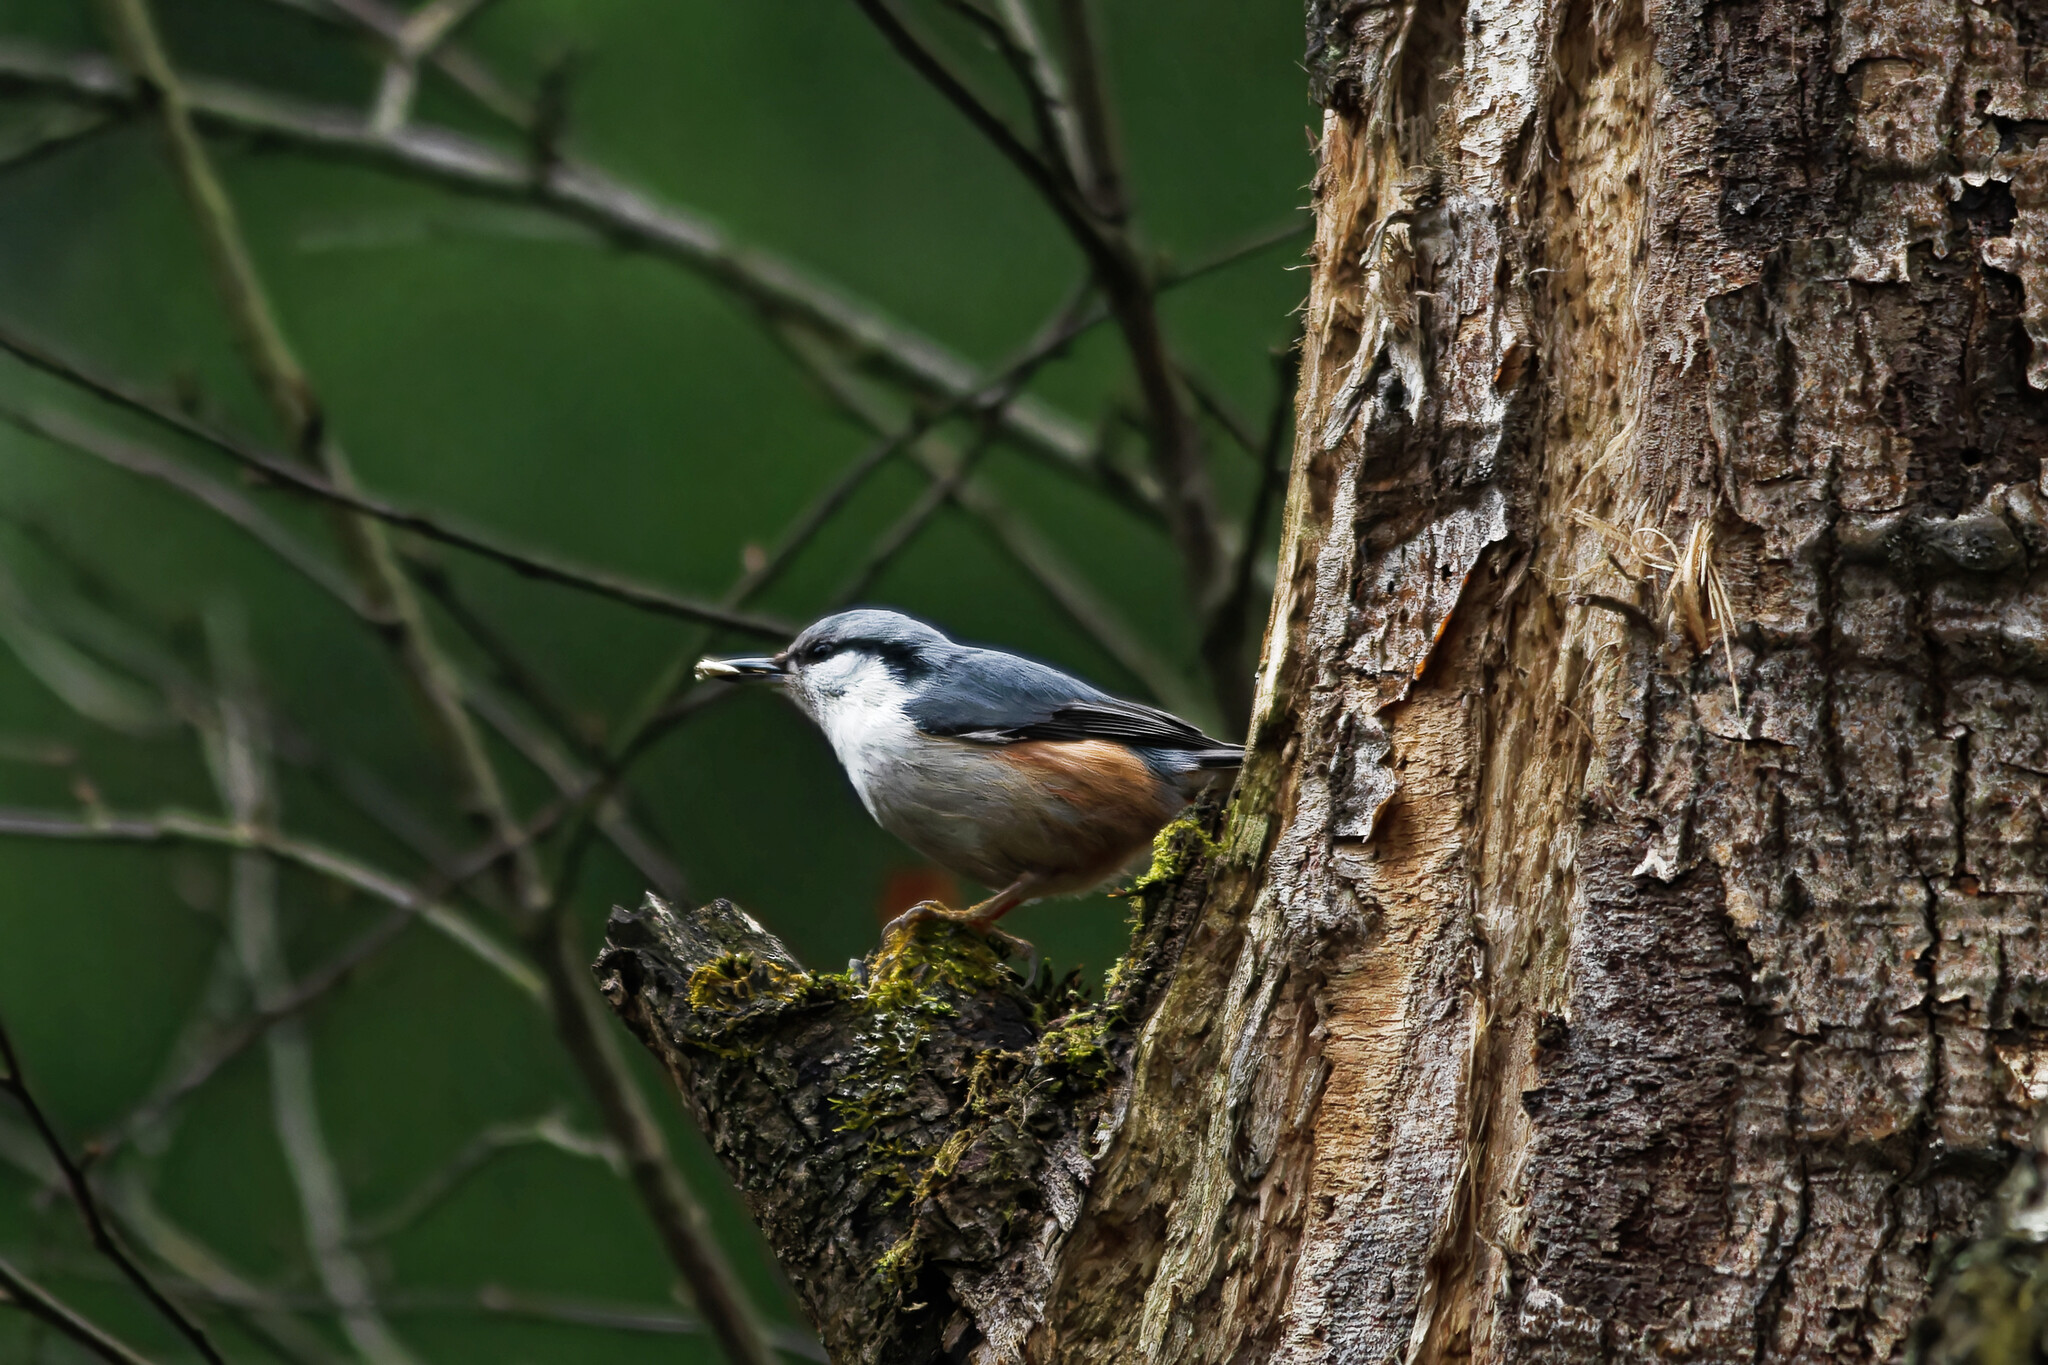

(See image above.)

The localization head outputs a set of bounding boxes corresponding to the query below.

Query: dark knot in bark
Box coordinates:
[591,811,1218,1364]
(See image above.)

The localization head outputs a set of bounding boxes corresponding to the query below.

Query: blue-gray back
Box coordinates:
[906,644,1231,755]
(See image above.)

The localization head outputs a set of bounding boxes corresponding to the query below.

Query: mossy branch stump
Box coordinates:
[593,816,1218,1364]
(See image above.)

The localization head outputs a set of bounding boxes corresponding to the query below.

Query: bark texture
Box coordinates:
[604,0,2048,1359]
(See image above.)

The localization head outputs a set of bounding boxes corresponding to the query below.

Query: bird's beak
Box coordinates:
[693,654,787,683]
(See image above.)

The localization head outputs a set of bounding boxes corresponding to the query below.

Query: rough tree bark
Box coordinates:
[600,0,2048,1359]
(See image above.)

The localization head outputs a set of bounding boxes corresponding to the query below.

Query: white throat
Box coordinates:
[795,655,920,817]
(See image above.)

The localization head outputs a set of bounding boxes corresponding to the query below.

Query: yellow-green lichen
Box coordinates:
[686,951,805,1011]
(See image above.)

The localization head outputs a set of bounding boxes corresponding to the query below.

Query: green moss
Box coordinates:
[1035,1009,1112,1090]
[1120,815,1222,896]
[1911,1237,2048,1364]
[866,920,1013,1009]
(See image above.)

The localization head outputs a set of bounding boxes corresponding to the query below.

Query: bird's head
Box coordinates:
[694,608,951,726]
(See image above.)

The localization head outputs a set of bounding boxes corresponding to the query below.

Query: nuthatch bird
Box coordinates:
[695,609,1241,933]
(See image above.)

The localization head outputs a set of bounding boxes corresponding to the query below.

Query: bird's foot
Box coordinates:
[880,898,979,939]
[880,901,1037,978]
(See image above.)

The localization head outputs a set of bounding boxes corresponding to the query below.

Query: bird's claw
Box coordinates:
[879,904,1037,981]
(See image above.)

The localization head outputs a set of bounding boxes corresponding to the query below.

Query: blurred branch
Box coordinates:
[0,404,378,618]
[352,1109,620,1245]
[521,898,785,1365]
[201,606,422,1365]
[460,676,691,904]
[850,0,1227,697]
[1199,342,1299,728]
[0,1015,225,1364]
[939,0,1087,187]
[849,0,1087,239]
[1158,214,1311,289]
[103,1172,353,1365]
[0,806,543,998]
[1180,364,1263,462]
[829,421,998,607]
[0,362,793,637]
[104,907,415,1158]
[3,389,693,910]
[1052,0,1125,222]
[366,0,502,135]
[284,0,529,128]
[0,39,1103,480]
[7,243,782,1364]
[775,323,1212,722]
[0,1254,160,1365]
[0,104,123,178]
[817,286,1102,606]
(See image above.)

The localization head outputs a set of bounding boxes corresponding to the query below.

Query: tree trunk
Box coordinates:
[601,1,2048,1359]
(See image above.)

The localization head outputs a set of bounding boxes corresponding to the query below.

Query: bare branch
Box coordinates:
[1158,214,1312,288]
[200,605,422,1365]
[0,103,123,178]
[938,0,1086,187]
[352,1110,620,1244]
[269,0,530,127]
[849,0,1226,659]
[0,1014,225,1364]
[0,805,544,998]
[1200,343,1300,727]
[0,1254,160,1365]
[105,907,414,1157]
[1052,0,1126,221]
[849,0,1109,266]
[102,1172,353,1365]
[366,0,501,134]
[0,354,794,637]
[0,404,378,618]
[0,38,1100,477]
[830,422,998,606]
[774,323,1211,720]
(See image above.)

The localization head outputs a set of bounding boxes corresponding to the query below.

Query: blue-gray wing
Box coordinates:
[905,647,1231,753]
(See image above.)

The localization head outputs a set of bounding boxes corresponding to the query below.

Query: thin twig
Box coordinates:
[350,1110,620,1244]
[0,404,377,618]
[939,0,1086,186]
[0,1254,160,1365]
[0,38,1101,478]
[0,806,543,998]
[103,907,415,1156]
[0,359,791,637]
[1201,342,1299,727]
[829,422,998,607]
[1157,214,1311,288]
[849,0,1226,667]
[259,0,528,129]
[102,1172,353,1365]
[775,320,1210,720]
[367,0,502,134]
[848,0,1102,258]
[0,105,123,178]
[1052,0,1126,221]
[0,1015,225,1363]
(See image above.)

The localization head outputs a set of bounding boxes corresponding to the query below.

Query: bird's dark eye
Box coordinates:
[805,641,835,663]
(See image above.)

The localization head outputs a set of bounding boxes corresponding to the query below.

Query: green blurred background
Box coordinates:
[0,0,1309,1359]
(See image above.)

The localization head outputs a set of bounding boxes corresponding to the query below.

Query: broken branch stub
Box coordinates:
[592,817,1214,1364]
